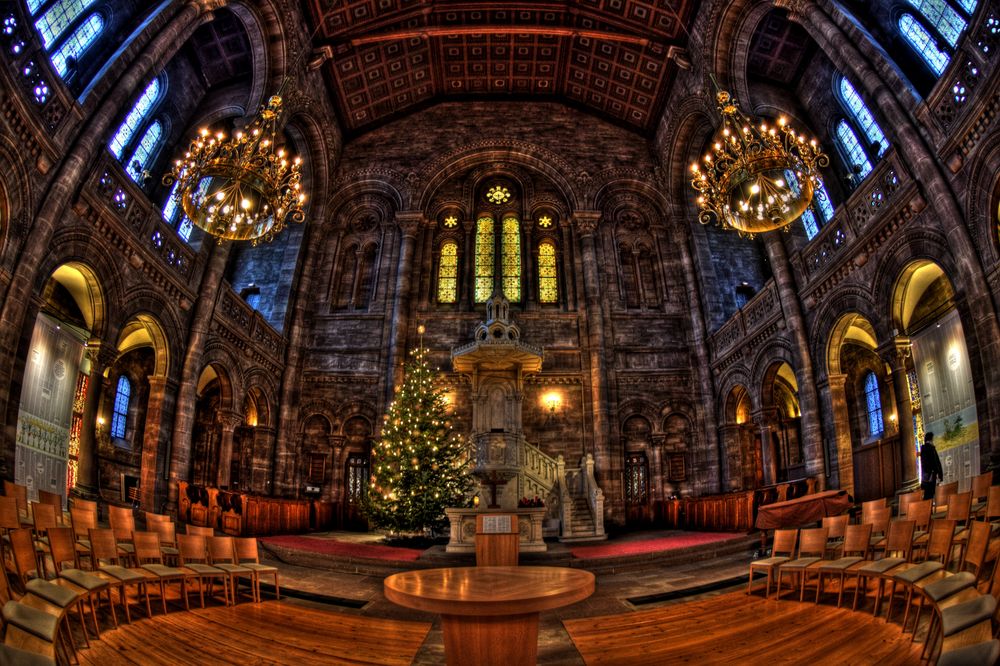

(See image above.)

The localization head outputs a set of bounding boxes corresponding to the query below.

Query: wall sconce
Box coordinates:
[542,391,562,423]
[96,416,105,427]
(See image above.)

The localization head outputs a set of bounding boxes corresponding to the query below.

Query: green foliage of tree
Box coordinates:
[362,346,472,534]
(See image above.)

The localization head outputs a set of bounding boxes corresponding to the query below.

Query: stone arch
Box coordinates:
[115,312,171,379]
[0,134,31,267]
[298,399,338,432]
[225,1,275,114]
[197,345,241,411]
[964,130,1000,267]
[617,398,660,434]
[809,287,885,377]
[750,338,798,397]
[871,227,955,317]
[656,96,716,209]
[38,238,125,339]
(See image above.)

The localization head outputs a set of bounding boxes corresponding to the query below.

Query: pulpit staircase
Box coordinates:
[519,442,606,542]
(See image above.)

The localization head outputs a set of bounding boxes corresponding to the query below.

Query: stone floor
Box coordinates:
[262,531,760,665]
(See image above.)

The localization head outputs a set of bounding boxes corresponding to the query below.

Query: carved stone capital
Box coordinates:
[879,337,912,369]
[218,410,245,430]
[85,340,118,371]
[573,211,602,236]
[395,211,425,239]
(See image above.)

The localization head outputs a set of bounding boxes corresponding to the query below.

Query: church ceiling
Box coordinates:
[304,0,695,135]
[746,11,815,85]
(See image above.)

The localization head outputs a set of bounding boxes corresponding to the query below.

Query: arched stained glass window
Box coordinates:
[126,120,161,182]
[906,0,966,46]
[864,371,884,437]
[501,215,521,302]
[109,78,160,158]
[839,78,888,158]
[801,209,820,240]
[955,0,977,14]
[26,0,45,14]
[815,183,835,222]
[50,12,100,77]
[110,375,130,439]
[438,241,458,304]
[34,0,96,48]
[836,120,873,179]
[474,215,494,303]
[538,241,557,303]
[900,14,951,75]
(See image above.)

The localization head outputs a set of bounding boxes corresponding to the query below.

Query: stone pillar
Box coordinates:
[883,339,917,488]
[825,373,855,495]
[215,410,243,489]
[573,211,614,513]
[718,424,742,490]
[522,219,535,308]
[763,234,826,487]
[384,212,423,400]
[251,427,275,495]
[559,221,576,307]
[753,409,778,486]
[0,1,212,450]
[73,341,117,500]
[166,241,231,511]
[138,376,177,512]
[794,0,1000,454]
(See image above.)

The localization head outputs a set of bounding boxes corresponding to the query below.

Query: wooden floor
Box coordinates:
[77,600,431,665]
[563,592,923,665]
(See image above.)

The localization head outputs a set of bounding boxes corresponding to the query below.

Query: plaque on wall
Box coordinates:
[668,454,686,481]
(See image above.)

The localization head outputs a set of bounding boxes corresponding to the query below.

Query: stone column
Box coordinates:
[559,220,576,307]
[384,212,423,400]
[825,373,855,495]
[882,339,917,488]
[573,211,615,513]
[522,219,535,308]
[166,241,231,511]
[718,424,742,490]
[0,1,213,450]
[763,234,826,487]
[72,341,117,500]
[251,426,275,495]
[793,0,1000,452]
[753,409,779,486]
[138,376,177,512]
[461,218,475,308]
[215,410,244,489]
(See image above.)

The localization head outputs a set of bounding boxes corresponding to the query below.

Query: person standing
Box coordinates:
[920,431,944,500]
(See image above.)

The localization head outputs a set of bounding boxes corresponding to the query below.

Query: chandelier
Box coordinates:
[690,89,828,236]
[162,95,305,244]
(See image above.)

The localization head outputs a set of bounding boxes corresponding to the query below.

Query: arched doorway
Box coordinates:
[723,385,762,491]
[342,415,372,531]
[14,263,104,504]
[190,364,233,487]
[892,261,980,491]
[621,415,651,525]
[761,362,802,483]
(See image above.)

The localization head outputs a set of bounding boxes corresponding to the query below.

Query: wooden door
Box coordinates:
[344,451,370,531]
[624,452,650,525]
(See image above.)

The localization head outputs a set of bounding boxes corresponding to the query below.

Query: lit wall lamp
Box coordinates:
[542,391,563,423]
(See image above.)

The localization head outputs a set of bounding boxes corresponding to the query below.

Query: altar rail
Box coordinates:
[662,477,819,532]
[177,482,334,536]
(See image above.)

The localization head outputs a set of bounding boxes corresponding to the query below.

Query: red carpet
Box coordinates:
[569,532,740,560]
[261,535,424,561]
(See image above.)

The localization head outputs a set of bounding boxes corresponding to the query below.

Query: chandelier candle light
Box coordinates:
[690,87,829,236]
[162,95,305,244]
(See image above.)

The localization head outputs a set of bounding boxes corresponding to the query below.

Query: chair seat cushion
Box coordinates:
[941,595,996,636]
[75,539,90,549]
[99,564,147,583]
[160,546,180,556]
[0,642,56,666]
[750,556,790,568]
[892,561,944,583]
[214,563,253,575]
[242,562,278,573]
[924,572,977,602]
[857,557,905,574]
[2,600,59,641]
[116,543,135,554]
[969,501,987,514]
[817,556,863,572]
[937,639,1000,666]
[25,579,80,609]
[59,568,108,592]
[781,557,821,571]
[142,563,185,579]
[182,563,225,575]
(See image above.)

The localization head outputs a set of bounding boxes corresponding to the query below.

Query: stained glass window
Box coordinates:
[900,14,951,75]
[474,215,494,303]
[438,241,458,304]
[538,241,557,303]
[109,78,160,158]
[126,120,161,182]
[801,209,820,240]
[864,371,885,437]
[815,183,835,222]
[34,0,95,48]
[110,375,130,439]
[836,120,873,179]
[907,0,966,46]
[486,185,511,204]
[956,0,977,13]
[624,453,648,505]
[50,12,100,77]
[501,215,521,302]
[26,0,45,14]
[839,78,889,158]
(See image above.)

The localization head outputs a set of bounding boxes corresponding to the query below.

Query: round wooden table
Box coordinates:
[384,566,595,666]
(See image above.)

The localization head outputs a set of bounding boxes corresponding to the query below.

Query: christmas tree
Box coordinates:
[363,344,471,535]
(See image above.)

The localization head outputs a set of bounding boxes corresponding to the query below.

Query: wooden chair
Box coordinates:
[69,498,97,515]
[852,519,915,615]
[4,480,28,519]
[822,514,849,558]
[866,506,892,552]
[48,526,113,639]
[957,519,992,583]
[144,512,171,527]
[207,536,254,606]
[2,598,69,664]
[176,534,228,608]
[860,497,887,525]
[746,529,797,599]
[985,484,1000,523]
[897,489,923,518]
[186,524,214,537]
[30,503,58,578]
[150,520,179,564]
[814,522,872,607]
[885,519,955,630]
[35,491,63,526]
[774,527,828,602]
[946,492,973,563]
[907,499,933,538]
[235,537,279,602]
[933,481,960,517]
[9,528,42,592]
[69,507,96,569]
[88,527,151,622]
[969,472,992,517]
[133,531,187,614]
[108,506,136,564]
[0,496,22,563]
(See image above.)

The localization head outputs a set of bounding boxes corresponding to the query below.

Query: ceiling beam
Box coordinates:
[342,26,656,48]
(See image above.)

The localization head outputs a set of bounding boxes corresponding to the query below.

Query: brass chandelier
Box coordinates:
[162,95,305,244]
[690,88,829,236]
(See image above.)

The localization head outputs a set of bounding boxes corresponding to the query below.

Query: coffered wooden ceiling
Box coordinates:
[305,0,694,136]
